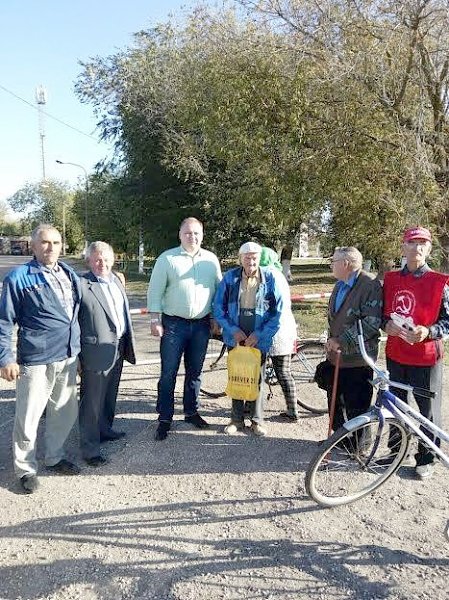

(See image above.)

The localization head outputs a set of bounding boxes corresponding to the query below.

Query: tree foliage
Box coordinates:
[75,1,449,267]
[241,0,449,267]
[76,10,324,256]
[7,180,83,252]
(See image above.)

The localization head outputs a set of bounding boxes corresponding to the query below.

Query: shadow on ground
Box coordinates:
[1,498,444,599]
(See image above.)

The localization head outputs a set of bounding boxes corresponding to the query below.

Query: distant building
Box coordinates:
[0,236,31,255]
[295,224,322,258]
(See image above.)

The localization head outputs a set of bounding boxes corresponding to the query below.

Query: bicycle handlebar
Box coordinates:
[356,320,435,398]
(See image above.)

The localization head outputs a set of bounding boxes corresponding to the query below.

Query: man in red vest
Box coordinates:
[383,226,449,479]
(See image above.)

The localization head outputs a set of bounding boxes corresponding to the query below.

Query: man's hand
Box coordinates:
[325,337,341,353]
[233,330,247,344]
[244,332,258,347]
[385,319,407,338]
[210,318,222,337]
[151,323,164,338]
[0,363,20,382]
[404,325,429,344]
[385,319,420,343]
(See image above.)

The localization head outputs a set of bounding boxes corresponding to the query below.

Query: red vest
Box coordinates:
[383,269,448,366]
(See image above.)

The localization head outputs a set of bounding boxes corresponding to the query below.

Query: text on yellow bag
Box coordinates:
[225,346,262,401]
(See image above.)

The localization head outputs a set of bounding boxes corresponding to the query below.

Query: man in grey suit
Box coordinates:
[78,241,136,466]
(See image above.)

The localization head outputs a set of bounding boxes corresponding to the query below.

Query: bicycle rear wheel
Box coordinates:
[293,341,327,414]
[305,416,410,506]
[200,339,228,398]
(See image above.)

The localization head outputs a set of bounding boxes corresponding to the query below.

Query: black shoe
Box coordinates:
[279,412,299,422]
[47,459,81,476]
[100,430,126,442]
[185,413,210,429]
[155,422,171,441]
[20,474,39,494]
[85,456,108,467]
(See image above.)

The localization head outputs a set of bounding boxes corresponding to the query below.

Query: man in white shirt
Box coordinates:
[78,241,136,466]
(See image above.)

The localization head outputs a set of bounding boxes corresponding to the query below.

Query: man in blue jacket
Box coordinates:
[214,242,283,436]
[0,224,82,493]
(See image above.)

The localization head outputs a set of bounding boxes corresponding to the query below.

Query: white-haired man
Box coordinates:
[213,242,283,436]
[383,226,449,479]
[325,246,383,432]
[78,241,136,467]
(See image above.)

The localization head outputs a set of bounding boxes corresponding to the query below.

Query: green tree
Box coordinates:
[241,0,449,268]
[76,11,322,257]
[7,180,83,252]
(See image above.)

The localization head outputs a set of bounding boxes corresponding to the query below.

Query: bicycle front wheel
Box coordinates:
[305,416,410,506]
[293,341,328,414]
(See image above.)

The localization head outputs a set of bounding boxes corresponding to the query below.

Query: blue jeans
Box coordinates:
[157,314,210,423]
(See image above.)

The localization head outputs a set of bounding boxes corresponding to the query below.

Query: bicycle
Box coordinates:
[200,334,328,415]
[305,320,449,509]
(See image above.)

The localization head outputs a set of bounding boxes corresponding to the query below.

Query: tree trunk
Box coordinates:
[438,229,449,273]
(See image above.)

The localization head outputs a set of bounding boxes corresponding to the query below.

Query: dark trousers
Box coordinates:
[327,365,374,432]
[387,357,443,466]
[157,314,210,423]
[79,351,124,459]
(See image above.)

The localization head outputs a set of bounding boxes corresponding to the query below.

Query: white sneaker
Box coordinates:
[224,422,243,435]
[415,463,434,479]
[251,422,267,437]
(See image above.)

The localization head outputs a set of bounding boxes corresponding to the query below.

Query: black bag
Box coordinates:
[314,359,334,391]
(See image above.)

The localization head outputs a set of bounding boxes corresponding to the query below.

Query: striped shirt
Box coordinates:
[40,262,74,320]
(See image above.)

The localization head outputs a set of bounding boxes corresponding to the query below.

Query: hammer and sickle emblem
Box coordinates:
[394,292,414,316]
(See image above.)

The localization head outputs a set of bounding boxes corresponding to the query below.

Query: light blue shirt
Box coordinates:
[334,271,358,312]
[147,245,222,319]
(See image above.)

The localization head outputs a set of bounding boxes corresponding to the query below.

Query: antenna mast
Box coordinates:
[35,85,48,180]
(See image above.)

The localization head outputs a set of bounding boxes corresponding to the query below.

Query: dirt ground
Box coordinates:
[1,309,449,600]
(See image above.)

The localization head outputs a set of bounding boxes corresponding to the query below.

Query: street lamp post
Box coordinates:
[55,160,89,252]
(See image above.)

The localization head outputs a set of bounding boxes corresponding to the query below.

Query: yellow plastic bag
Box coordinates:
[225,346,262,401]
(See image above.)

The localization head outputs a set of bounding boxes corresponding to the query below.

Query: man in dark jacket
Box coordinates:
[78,241,136,467]
[326,246,382,431]
[0,224,81,493]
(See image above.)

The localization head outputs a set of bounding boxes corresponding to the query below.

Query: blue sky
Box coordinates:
[0,0,195,210]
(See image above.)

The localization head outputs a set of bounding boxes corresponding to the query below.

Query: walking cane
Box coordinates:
[327,349,341,437]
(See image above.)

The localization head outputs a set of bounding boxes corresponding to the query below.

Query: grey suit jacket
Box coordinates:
[78,271,136,372]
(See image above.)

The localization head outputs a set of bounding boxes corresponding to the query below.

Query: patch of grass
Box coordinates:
[289,261,333,337]
[292,301,328,339]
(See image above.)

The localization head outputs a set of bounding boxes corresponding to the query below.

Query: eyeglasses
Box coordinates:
[330,258,344,263]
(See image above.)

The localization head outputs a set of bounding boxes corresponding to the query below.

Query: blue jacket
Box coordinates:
[0,259,81,367]
[213,266,283,353]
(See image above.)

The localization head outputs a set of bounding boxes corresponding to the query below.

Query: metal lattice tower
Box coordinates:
[35,85,48,180]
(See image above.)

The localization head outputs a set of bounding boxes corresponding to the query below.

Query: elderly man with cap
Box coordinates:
[383,226,449,479]
[213,242,283,436]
